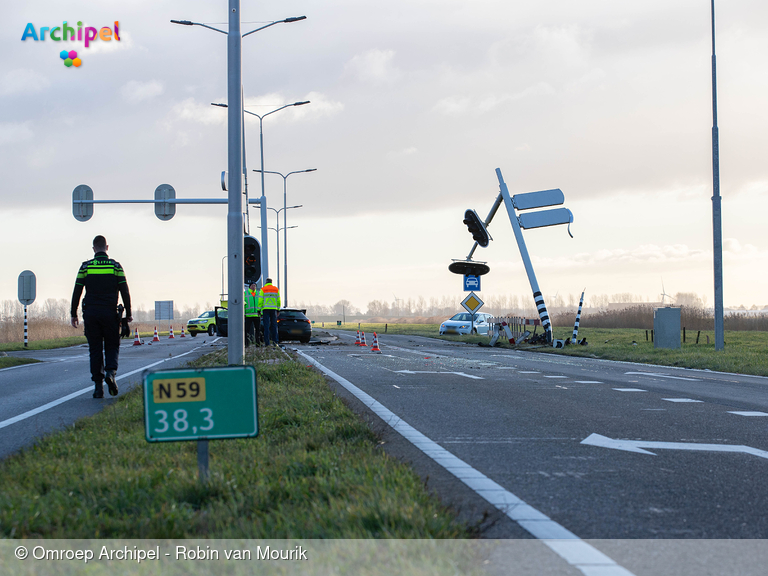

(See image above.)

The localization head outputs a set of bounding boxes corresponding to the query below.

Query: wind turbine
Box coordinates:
[660,279,674,306]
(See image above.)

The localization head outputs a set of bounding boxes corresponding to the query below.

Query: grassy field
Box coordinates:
[324,323,768,377]
[0,346,467,539]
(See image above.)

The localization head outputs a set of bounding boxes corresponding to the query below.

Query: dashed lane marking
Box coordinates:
[298,349,637,576]
[613,388,647,392]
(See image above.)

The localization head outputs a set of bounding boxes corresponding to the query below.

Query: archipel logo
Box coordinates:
[21,21,120,68]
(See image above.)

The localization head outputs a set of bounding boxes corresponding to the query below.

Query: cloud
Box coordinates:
[121,80,164,103]
[168,98,226,126]
[0,122,34,146]
[433,82,555,116]
[242,92,344,123]
[344,49,401,85]
[387,146,418,158]
[0,69,50,96]
[86,30,137,54]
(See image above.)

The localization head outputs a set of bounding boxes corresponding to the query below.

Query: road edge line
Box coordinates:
[296,349,636,576]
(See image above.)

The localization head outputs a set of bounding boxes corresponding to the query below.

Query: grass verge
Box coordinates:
[0,346,468,539]
[324,323,768,377]
[0,357,40,369]
[0,337,87,352]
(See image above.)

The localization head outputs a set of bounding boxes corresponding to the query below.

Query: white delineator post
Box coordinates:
[24,306,28,348]
[496,168,552,342]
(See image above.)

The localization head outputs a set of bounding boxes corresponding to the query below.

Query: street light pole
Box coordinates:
[212,101,310,291]
[711,0,724,350]
[265,205,302,289]
[254,168,316,306]
[172,12,307,365]
[225,0,244,365]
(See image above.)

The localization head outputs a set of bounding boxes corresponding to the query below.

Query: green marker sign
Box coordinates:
[144,365,258,442]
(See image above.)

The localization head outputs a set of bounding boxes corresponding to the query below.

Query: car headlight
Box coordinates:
[459,325,468,329]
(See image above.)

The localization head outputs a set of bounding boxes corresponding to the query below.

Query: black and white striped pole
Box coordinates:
[17,270,36,349]
[572,290,585,341]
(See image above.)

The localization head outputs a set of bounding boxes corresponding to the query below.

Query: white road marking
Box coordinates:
[394,370,483,380]
[518,371,540,374]
[727,411,768,417]
[662,398,703,403]
[581,433,768,459]
[0,345,208,430]
[574,380,602,384]
[497,367,517,370]
[393,385,400,389]
[544,375,568,379]
[613,388,647,392]
[624,371,700,382]
[298,350,636,576]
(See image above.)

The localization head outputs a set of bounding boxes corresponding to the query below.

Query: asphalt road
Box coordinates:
[289,331,768,573]
[0,334,224,460]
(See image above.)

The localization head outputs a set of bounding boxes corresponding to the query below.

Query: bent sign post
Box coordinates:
[144,365,258,482]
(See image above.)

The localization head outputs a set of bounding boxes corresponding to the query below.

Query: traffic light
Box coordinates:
[463,209,490,247]
[243,235,261,285]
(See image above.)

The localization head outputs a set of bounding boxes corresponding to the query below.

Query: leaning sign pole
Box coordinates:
[227,0,245,365]
[496,168,552,342]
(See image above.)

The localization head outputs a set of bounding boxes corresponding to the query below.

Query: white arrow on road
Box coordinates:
[394,370,484,380]
[581,433,768,459]
[624,371,699,381]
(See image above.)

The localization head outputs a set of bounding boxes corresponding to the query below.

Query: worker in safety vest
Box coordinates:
[257,278,281,346]
[244,282,261,346]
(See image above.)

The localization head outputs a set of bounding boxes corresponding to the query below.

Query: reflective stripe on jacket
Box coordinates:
[244,289,260,317]
[257,283,281,311]
[70,251,131,317]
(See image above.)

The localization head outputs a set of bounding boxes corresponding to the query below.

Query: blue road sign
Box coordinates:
[463,275,480,292]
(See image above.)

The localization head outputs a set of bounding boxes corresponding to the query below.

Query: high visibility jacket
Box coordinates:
[70,251,131,317]
[244,288,260,317]
[257,283,281,311]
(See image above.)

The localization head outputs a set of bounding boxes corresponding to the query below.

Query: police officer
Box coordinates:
[244,282,261,346]
[258,278,281,346]
[70,235,132,398]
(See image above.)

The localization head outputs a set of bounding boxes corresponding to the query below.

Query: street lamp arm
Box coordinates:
[170,20,227,34]
[242,16,306,39]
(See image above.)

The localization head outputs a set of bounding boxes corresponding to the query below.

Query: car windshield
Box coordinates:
[199,311,214,318]
[449,313,473,321]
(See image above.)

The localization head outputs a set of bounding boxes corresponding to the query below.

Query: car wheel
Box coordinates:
[208,324,216,336]
[300,338,310,344]
[189,331,197,337]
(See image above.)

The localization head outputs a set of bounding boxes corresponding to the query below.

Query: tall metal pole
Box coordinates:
[711,0,724,350]
[496,168,552,343]
[258,118,270,284]
[283,175,288,305]
[227,0,244,365]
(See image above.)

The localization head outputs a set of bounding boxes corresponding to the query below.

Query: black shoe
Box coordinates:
[105,371,118,396]
[93,388,104,399]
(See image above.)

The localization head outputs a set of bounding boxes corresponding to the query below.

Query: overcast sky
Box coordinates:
[3,0,768,316]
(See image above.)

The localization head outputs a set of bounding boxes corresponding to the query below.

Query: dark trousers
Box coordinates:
[262,309,279,346]
[245,315,261,346]
[83,311,121,386]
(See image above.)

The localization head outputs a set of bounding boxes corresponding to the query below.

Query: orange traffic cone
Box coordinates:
[180,326,186,337]
[132,327,143,346]
[169,326,175,339]
[370,332,382,353]
[152,327,160,342]
[359,331,367,346]
[354,330,361,346]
